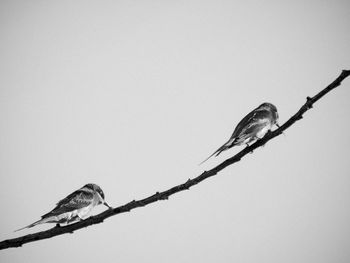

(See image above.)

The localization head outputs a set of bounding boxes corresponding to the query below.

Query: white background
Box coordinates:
[1,1,350,262]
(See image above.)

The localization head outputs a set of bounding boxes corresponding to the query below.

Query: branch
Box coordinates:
[1,70,349,250]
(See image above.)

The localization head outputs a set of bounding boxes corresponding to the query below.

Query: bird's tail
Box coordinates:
[14,218,48,232]
[199,139,235,165]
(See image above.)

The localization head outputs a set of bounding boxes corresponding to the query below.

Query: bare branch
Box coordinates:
[1,70,349,250]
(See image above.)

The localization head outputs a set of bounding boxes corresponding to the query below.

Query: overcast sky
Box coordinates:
[1,1,350,262]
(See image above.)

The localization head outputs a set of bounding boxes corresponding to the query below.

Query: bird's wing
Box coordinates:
[230,109,257,138]
[41,190,94,218]
[231,109,272,140]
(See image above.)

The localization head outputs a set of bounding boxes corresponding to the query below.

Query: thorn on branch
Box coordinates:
[306,96,313,109]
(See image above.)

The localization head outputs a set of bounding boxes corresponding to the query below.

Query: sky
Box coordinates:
[1,0,350,262]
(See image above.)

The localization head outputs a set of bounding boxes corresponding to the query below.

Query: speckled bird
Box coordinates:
[15,183,111,231]
[201,102,279,164]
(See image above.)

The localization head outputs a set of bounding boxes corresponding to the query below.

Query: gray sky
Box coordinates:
[1,0,350,262]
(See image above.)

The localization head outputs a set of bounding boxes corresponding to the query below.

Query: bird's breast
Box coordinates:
[255,123,272,139]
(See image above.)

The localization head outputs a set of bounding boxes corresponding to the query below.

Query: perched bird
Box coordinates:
[15,183,111,231]
[200,102,279,164]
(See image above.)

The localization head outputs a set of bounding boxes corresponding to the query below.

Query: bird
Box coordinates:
[15,183,112,231]
[200,102,279,164]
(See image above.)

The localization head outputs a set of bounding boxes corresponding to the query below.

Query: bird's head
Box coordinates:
[83,183,112,209]
[258,102,279,124]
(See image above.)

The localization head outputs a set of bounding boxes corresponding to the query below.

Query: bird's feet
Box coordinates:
[104,202,113,209]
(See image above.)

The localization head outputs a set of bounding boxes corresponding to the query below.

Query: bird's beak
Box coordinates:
[103,202,112,209]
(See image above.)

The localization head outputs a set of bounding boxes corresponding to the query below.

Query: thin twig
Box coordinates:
[1,70,349,250]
